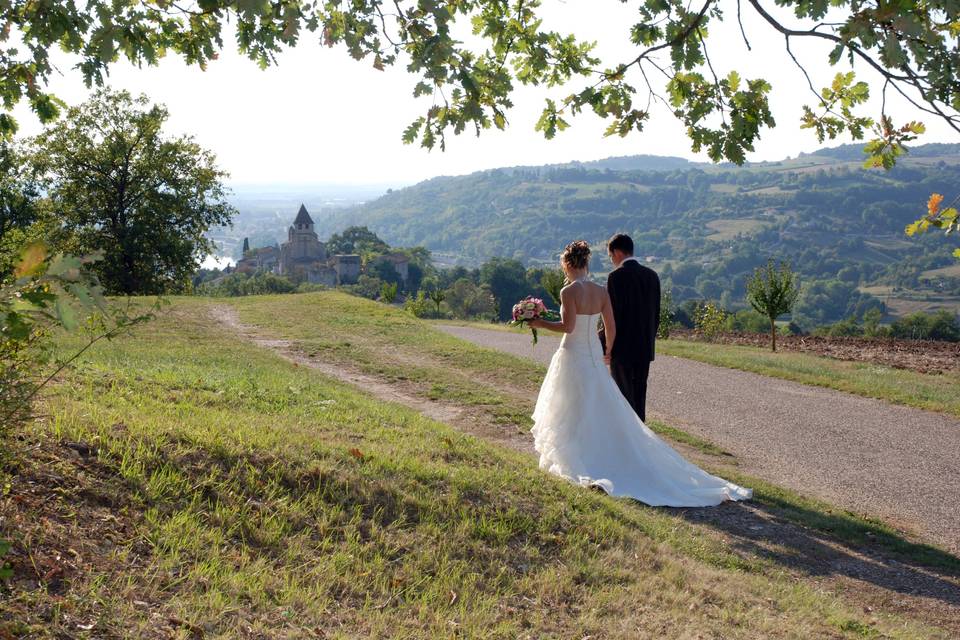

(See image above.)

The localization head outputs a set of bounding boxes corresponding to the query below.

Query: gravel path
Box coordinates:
[438,325,960,553]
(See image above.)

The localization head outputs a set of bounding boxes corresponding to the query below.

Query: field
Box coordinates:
[2,293,957,637]
[859,285,960,316]
[669,328,960,375]
[922,263,960,279]
[705,218,770,241]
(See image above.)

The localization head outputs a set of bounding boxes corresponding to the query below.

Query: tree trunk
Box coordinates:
[770,317,777,352]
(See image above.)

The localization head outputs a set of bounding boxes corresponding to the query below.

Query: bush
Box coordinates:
[657,289,674,339]
[342,275,384,300]
[1,242,154,433]
[726,309,769,334]
[814,316,864,337]
[445,278,497,320]
[693,301,727,341]
[198,271,297,297]
[380,281,398,303]
[890,311,960,341]
[404,291,431,317]
[862,308,888,338]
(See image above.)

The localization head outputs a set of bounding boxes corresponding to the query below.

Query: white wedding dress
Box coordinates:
[532,313,752,507]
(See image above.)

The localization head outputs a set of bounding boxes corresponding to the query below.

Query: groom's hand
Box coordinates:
[603,354,611,365]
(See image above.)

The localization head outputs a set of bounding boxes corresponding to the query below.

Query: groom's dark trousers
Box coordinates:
[599,259,661,422]
[609,360,651,421]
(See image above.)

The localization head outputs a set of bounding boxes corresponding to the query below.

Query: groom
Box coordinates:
[599,233,661,421]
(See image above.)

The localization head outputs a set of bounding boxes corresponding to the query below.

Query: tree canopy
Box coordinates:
[326,226,390,257]
[30,89,234,295]
[1,0,957,165]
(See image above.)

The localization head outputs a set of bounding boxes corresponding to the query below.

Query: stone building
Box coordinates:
[333,254,361,284]
[236,245,279,274]
[233,206,367,286]
[278,204,329,281]
[255,204,360,286]
[379,252,410,283]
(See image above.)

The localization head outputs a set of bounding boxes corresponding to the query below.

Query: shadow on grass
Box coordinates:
[670,489,960,613]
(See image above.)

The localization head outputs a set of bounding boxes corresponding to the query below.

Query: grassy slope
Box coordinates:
[240,295,958,572]
[0,295,946,638]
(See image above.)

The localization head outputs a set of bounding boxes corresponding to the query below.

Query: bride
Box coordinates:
[528,241,752,507]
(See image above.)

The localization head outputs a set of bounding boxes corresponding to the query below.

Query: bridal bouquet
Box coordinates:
[509,296,560,345]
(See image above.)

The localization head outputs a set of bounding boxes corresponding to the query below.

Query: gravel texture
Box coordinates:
[437,324,960,553]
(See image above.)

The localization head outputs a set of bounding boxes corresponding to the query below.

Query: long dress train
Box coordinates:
[531,313,752,507]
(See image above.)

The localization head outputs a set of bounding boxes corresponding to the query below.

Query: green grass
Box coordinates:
[658,338,960,418]
[236,295,958,573]
[1,295,949,637]
[233,292,545,427]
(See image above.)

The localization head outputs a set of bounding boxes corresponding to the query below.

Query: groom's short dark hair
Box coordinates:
[607,233,634,255]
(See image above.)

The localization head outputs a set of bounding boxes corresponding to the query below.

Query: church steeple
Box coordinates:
[293,204,314,229]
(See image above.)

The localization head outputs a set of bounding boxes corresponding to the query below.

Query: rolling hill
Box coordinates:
[303,143,960,326]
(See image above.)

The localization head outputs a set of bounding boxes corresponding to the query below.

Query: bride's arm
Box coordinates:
[530,286,577,334]
[601,289,616,355]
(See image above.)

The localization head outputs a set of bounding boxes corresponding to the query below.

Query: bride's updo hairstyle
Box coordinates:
[561,240,591,271]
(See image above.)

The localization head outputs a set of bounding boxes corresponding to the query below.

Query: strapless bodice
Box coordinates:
[559,313,604,364]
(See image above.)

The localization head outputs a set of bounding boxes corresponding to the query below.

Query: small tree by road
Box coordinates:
[747,260,801,352]
[429,288,446,317]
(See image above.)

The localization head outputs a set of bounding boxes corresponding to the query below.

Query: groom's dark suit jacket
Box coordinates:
[599,258,660,420]
[599,258,661,364]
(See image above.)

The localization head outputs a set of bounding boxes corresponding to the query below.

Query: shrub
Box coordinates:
[862,308,888,338]
[380,281,398,303]
[693,301,727,341]
[342,275,384,300]
[890,311,960,341]
[404,291,431,317]
[297,282,328,294]
[1,242,154,433]
[445,278,497,320]
[814,316,864,337]
[197,271,296,297]
[657,289,674,339]
[726,309,769,334]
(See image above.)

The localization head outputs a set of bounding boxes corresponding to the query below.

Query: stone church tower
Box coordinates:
[278,204,334,283]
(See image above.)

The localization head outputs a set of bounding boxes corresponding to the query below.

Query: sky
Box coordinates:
[12,1,957,188]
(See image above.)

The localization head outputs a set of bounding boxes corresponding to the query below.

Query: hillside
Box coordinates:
[303,143,960,326]
[2,293,958,637]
